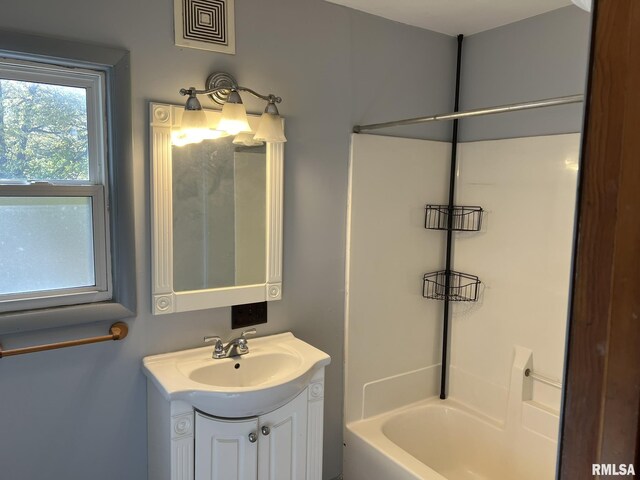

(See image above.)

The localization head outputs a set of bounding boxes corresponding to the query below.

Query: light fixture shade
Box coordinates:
[174,108,229,147]
[217,102,252,135]
[254,113,287,143]
[181,108,208,129]
[232,132,264,147]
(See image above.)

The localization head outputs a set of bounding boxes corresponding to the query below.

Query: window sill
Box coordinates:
[0,302,135,335]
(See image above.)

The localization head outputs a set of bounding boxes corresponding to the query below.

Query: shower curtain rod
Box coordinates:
[352,94,584,133]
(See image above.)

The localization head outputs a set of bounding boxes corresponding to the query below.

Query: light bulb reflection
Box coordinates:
[171,128,229,147]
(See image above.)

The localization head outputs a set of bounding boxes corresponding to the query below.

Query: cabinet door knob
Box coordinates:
[261,426,270,436]
[248,432,258,443]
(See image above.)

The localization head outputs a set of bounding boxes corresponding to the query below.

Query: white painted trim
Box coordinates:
[150,104,175,314]
[174,284,266,312]
[150,102,284,314]
[307,371,326,480]
[266,141,284,301]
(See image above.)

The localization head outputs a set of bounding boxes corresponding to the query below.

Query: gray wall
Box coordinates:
[0,1,454,479]
[460,6,592,141]
[0,3,591,479]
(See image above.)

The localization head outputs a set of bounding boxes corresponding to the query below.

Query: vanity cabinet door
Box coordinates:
[195,413,259,480]
[257,391,308,480]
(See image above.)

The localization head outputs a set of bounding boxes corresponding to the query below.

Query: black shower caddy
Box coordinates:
[422,200,483,400]
[423,270,480,302]
[424,205,483,232]
[422,202,484,303]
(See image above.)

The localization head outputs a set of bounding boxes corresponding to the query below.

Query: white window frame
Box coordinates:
[0,58,112,313]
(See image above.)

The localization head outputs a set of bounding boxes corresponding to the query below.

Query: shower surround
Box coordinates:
[344,133,579,479]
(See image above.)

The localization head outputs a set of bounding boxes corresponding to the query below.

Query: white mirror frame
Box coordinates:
[149,102,283,315]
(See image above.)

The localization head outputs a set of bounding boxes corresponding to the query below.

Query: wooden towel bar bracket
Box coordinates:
[0,322,129,358]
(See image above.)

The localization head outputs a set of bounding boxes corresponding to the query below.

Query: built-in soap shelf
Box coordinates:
[422,270,480,302]
[423,203,483,302]
[424,204,483,232]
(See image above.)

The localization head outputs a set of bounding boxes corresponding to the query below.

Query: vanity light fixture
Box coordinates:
[217,90,252,135]
[232,132,265,147]
[254,100,287,143]
[177,72,286,146]
[172,90,229,146]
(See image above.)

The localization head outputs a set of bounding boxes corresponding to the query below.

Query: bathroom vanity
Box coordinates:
[143,332,330,480]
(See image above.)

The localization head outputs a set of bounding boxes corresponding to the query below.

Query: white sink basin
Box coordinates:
[143,332,331,417]
[184,351,302,387]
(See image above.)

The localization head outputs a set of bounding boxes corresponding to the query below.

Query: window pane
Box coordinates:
[0,79,89,182]
[0,197,95,295]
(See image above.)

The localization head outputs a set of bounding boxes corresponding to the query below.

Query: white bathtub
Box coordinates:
[344,397,558,480]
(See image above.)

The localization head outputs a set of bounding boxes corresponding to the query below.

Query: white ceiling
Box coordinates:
[325,0,574,36]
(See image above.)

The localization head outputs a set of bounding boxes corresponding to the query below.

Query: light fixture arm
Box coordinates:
[179,72,282,107]
[235,87,282,105]
[180,86,282,104]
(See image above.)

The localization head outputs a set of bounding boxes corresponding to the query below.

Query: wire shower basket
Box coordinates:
[422,270,480,302]
[424,205,483,231]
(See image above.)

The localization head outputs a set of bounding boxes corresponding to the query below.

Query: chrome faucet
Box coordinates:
[204,328,257,359]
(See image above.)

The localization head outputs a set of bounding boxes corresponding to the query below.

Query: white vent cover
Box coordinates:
[174,0,236,54]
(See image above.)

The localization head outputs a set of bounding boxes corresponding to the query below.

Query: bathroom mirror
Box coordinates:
[150,103,283,314]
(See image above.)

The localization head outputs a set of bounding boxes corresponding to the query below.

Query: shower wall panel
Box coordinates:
[451,133,580,419]
[344,134,450,424]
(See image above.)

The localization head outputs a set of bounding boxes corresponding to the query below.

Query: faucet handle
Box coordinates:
[236,328,256,354]
[241,328,257,339]
[204,336,224,355]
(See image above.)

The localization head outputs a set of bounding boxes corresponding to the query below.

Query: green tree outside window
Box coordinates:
[0,79,89,182]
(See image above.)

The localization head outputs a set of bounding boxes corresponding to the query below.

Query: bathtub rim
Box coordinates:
[345,396,508,480]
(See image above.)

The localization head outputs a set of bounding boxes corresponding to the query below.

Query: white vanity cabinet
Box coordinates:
[195,390,308,480]
[194,415,258,480]
[146,367,326,480]
[143,333,330,480]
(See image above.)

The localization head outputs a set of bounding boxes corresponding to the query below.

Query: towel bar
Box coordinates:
[0,322,128,358]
